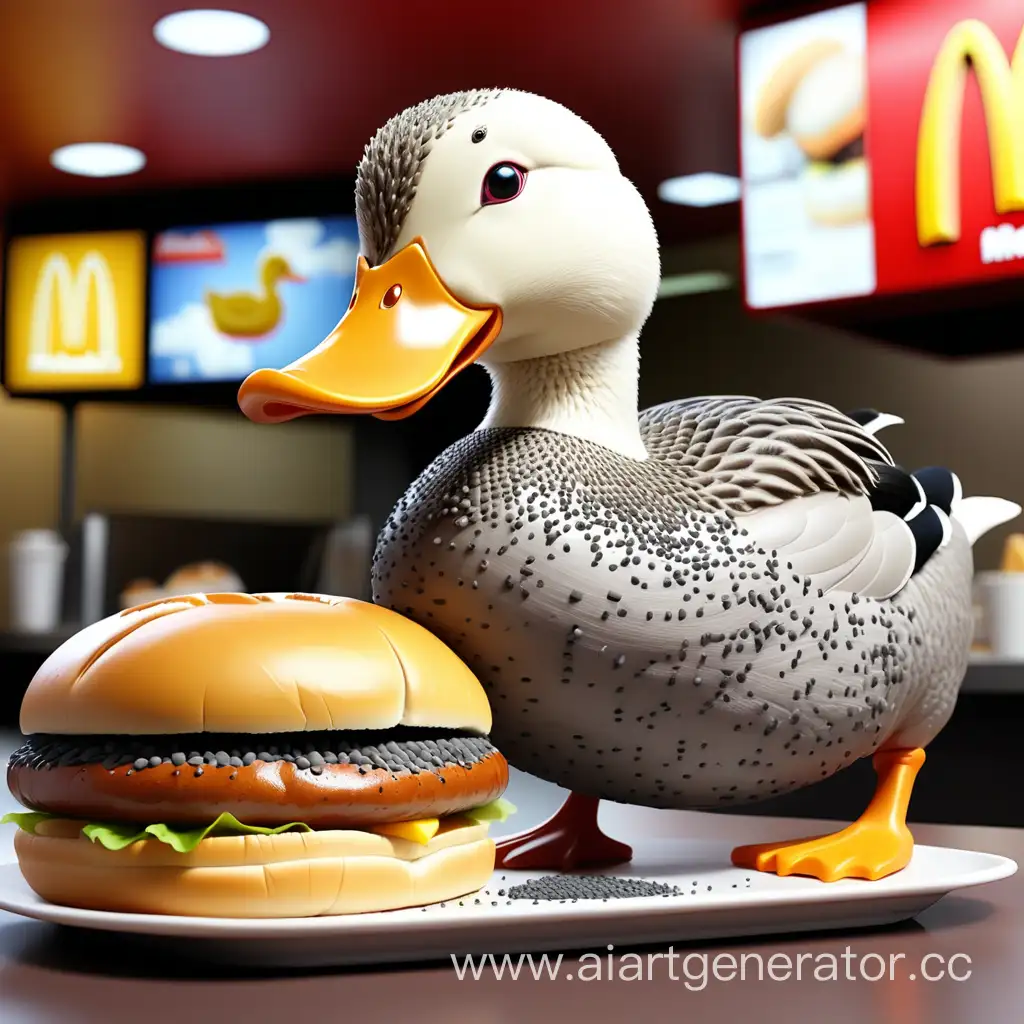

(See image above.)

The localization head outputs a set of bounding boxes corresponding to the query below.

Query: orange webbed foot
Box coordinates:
[731,819,914,882]
[731,747,925,883]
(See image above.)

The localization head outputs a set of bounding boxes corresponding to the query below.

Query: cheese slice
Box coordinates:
[370,818,440,845]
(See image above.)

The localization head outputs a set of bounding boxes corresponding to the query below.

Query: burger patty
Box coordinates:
[7,728,509,826]
[10,727,497,777]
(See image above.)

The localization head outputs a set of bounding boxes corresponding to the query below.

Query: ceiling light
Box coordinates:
[657,271,734,299]
[658,173,741,207]
[154,9,270,56]
[50,143,146,177]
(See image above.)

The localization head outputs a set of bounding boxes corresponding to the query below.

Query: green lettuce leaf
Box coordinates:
[3,798,516,851]
[82,812,314,853]
[1,809,313,852]
[463,797,517,824]
[1,811,57,834]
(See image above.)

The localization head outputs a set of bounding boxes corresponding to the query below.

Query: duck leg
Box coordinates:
[494,792,633,871]
[731,747,925,882]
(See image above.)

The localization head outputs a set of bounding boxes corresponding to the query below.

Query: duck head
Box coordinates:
[261,255,305,287]
[238,90,660,426]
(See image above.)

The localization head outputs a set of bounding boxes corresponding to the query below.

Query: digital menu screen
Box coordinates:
[739,2,875,309]
[148,216,358,383]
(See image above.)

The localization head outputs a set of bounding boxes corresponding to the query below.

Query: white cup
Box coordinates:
[8,529,68,633]
[976,570,1024,659]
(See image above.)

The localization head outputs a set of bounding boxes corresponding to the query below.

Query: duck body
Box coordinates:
[373,399,972,810]
[207,290,283,339]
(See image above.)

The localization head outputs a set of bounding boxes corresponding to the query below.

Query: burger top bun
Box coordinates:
[20,593,492,737]
[752,37,845,138]
[785,50,865,160]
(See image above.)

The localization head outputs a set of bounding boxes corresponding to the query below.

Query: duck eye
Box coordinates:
[481,163,526,206]
[380,283,402,309]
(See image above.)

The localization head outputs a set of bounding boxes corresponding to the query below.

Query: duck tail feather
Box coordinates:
[907,506,945,573]
[913,467,961,513]
[847,408,905,436]
[952,496,1022,546]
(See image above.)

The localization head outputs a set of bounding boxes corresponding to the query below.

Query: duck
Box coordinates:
[206,254,304,338]
[237,89,1020,882]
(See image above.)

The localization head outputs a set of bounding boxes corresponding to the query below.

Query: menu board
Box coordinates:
[739,3,873,309]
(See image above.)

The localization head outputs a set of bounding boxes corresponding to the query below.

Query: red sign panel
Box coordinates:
[868,0,1024,294]
[739,1,1024,308]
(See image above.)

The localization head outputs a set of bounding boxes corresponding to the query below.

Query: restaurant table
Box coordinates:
[1,730,1021,1024]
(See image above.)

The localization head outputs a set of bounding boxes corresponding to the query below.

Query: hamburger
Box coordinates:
[3,592,511,918]
[162,561,246,597]
[120,562,246,610]
[787,49,868,226]
[754,42,869,226]
[751,37,845,140]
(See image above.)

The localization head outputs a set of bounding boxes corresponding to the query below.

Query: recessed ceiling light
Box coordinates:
[657,271,734,299]
[154,9,270,56]
[50,143,147,178]
[658,173,741,207]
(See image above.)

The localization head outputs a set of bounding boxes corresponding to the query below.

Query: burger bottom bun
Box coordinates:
[14,819,494,918]
[803,158,870,226]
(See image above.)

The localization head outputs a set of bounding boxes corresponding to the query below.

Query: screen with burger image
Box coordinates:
[739,2,876,309]
[2,593,514,918]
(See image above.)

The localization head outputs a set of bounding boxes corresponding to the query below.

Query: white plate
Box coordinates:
[0,839,1015,968]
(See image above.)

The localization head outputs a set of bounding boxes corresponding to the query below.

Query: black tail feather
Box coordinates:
[866,462,924,519]
[907,506,947,573]
[852,411,962,577]
[913,467,961,514]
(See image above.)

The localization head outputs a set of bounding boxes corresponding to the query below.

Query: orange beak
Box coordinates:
[237,238,502,423]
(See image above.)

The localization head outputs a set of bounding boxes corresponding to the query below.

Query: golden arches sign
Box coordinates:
[916,18,1024,248]
[3,230,144,392]
[28,250,123,373]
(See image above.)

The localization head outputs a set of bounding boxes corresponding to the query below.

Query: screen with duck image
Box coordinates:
[147,216,359,383]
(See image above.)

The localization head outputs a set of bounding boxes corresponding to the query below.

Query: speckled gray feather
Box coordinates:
[641,397,892,512]
[372,398,973,809]
[356,89,503,265]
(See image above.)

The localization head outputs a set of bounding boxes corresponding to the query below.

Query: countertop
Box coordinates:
[1,731,1022,1024]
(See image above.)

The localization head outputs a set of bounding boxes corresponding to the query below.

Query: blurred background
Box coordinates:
[1,0,1023,825]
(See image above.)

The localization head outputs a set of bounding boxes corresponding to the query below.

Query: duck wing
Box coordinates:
[641,396,893,510]
[639,397,917,599]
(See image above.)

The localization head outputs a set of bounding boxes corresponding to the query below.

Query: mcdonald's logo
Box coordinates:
[916,18,1024,249]
[4,231,144,391]
[28,251,122,373]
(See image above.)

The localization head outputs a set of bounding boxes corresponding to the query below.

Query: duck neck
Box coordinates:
[479,335,647,460]
[261,268,280,297]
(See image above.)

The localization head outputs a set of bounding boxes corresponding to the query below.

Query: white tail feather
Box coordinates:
[863,413,904,435]
[952,496,1022,546]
